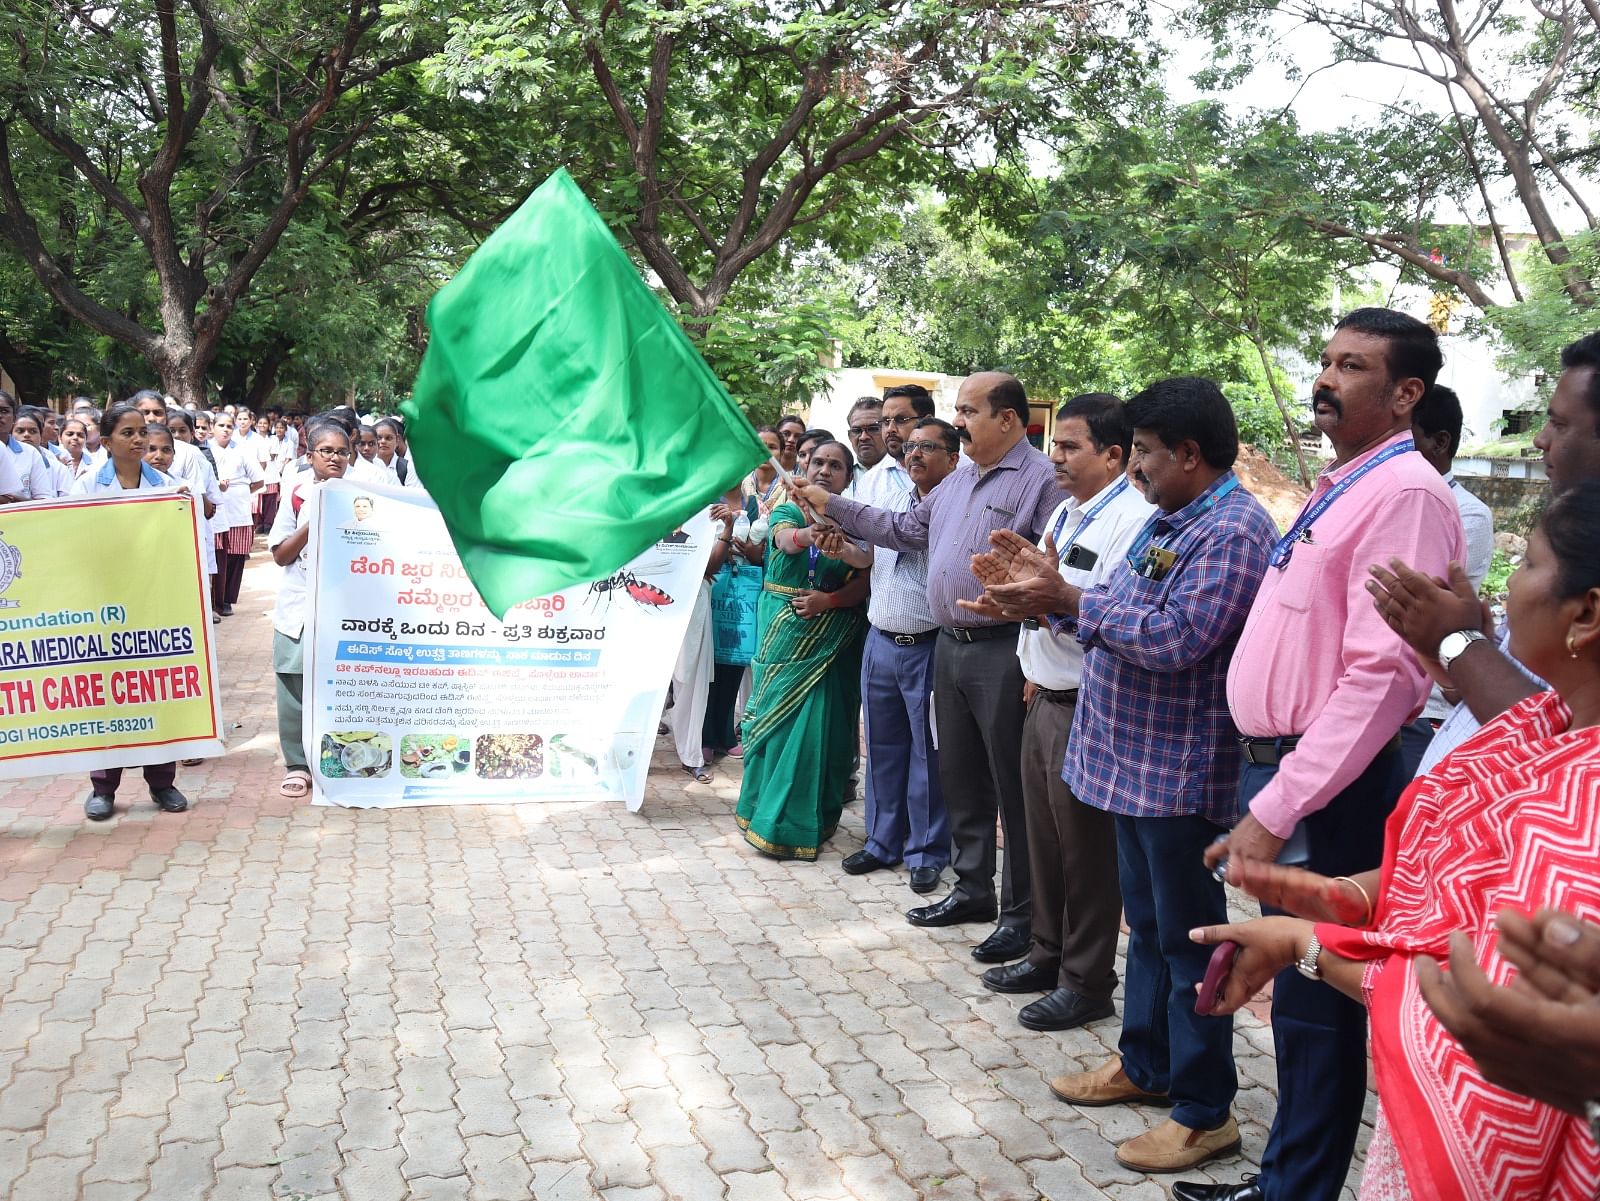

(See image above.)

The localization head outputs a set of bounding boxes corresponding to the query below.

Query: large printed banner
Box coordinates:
[0,491,223,778]
[304,480,712,810]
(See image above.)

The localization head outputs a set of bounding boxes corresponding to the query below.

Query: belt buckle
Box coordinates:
[893,634,916,647]
[951,627,973,643]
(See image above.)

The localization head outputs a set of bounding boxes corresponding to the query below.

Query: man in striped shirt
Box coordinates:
[1030,378,1276,1175]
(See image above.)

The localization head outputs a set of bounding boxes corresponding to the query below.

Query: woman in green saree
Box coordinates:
[736,441,872,860]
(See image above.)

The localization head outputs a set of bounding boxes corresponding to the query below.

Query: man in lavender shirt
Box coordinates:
[794,372,1061,960]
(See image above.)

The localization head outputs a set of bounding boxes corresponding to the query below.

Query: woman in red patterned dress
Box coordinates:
[1191,482,1600,1201]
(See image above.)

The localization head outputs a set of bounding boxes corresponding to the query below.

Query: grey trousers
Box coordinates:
[1022,690,1120,1000]
[933,631,1030,927]
[273,630,307,771]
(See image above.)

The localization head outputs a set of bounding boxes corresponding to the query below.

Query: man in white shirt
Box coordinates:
[971,394,1153,1034]
[844,397,888,497]
[1400,384,1497,775]
[841,389,954,893]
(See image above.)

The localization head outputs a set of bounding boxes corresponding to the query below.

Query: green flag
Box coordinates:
[402,168,769,618]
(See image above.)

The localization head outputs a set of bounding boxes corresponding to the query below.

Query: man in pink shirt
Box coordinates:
[1177,309,1465,1201]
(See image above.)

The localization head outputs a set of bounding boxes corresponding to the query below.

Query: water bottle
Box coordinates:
[732,510,751,542]
[748,514,769,543]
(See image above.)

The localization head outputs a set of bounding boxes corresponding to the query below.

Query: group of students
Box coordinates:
[680,314,1600,1201]
[7,389,423,818]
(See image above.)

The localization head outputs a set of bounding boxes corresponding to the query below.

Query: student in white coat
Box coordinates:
[70,403,191,821]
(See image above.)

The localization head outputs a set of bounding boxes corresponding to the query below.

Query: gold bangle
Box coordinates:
[1335,875,1375,926]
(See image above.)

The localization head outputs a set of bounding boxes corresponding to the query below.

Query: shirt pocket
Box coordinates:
[1272,541,1328,613]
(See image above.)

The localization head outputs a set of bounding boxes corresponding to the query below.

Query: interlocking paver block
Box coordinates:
[0,556,1361,1201]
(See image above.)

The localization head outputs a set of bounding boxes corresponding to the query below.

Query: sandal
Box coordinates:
[279,769,312,798]
[683,764,713,784]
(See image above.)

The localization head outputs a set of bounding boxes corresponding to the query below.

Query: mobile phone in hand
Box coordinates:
[1194,940,1240,1016]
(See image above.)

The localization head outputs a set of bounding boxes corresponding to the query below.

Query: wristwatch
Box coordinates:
[1437,629,1487,670]
[1296,932,1324,980]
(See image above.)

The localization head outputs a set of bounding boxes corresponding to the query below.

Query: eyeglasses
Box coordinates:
[311,447,353,459]
[883,414,920,427]
[849,422,882,436]
[902,440,951,455]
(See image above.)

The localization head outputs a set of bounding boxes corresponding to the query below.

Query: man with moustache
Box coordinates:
[843,416,961,892]
[1181,309,1464,1201]
[968,394,1153,1032]
[794,372,1059,957]
[845,397,888,493]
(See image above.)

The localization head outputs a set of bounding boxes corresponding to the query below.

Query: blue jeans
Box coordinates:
[861,628,949,869]
[1241,743,1403,1201]
[1114,812,1236,1131]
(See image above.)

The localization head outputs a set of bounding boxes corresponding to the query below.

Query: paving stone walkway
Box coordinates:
[0,551,1369,1200]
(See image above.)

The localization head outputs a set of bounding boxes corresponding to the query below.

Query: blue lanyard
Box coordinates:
[1124,474,1239,572]
[1050,477,1128,564]
[1269,439,1415,569]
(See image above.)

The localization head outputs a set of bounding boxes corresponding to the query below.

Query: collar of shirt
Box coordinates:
[1155,469,1238,535]
[1314,429,1414,491]
[1065,474,1130,524]
[6,437,21,454]
[973,435,1035,479]
[94,458,164,488]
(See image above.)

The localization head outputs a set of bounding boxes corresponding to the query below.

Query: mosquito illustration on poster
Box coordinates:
[585,562,674,612]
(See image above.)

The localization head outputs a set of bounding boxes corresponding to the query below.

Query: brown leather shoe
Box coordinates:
[1048,1055,1171,1107]
[1115,1116,1242,1173]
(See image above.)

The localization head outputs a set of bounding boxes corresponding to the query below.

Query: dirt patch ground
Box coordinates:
[1235,444,1311,530]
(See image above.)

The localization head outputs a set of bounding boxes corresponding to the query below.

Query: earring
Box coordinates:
[1569,634,1580,659]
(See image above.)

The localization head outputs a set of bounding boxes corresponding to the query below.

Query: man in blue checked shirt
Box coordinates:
[982,377,1276,1175]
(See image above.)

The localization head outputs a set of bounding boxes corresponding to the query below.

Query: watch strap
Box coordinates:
[1296,932,1323,980]
[1438,628,1487,670]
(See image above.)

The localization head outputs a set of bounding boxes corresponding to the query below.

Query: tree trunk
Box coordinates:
[1250,332,1315,488]
[244,340,291,411]
[0,332,55,406]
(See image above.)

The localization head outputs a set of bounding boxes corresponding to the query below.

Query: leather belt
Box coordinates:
[1238,730,1402,767]
[941,623,1020,644]
[876,627,938,646]
[1034,686,1078,704]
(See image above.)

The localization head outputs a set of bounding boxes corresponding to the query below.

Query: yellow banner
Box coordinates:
[0,491,223,778]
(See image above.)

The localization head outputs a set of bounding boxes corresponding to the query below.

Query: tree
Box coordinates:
[816,189,1325,474]
[0,0,461,403]
[1190,0,1599,308]
[399,0,1146,335]
[1045,102,1384,484]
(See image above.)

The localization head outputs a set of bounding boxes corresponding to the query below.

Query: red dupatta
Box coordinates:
[1317,691,1600,1201]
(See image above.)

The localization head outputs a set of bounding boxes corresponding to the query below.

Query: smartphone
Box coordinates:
[1194,940,1240,1016]
[1064,544,1099,571]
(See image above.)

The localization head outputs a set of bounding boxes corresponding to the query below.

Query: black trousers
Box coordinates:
[1242,743,1404,1201]
[90,762,176,798]
[213,552,247,608]
[932,632,1030,927]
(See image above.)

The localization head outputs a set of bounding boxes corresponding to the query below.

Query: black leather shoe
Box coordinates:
[981,960,1055,994]
[842,849,894,875]
[906,893,998,928]
[971,925,1031,963]
[1171,1174,1263,1201]
[151,787,189,813]
[1018,987,1116,1031]
[85,793,115,821]
[908,866,941,894]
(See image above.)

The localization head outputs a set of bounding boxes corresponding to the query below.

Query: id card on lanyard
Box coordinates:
[1124,475,1240,582]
